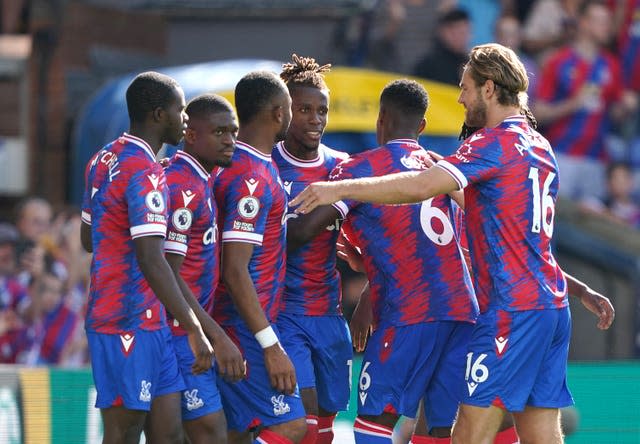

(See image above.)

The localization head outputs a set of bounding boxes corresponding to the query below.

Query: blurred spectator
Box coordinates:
[0,223,30,363]
[413,7,471,85]
[494,14,539,100]
[14,196,52,243]
[501,0,538,23]
[457,0,502,47]
[580,162,640,228]
[534,0,637,200]
[607,0,640,159]
[13,196,52,287]
[522,0,582,63]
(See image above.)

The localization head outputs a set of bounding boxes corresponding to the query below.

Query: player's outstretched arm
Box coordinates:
[165,253,245,381]
[289,167,458,214]
[221,242,297,394]
[286,205,341,252]
[134,236,213,374]
[565,271,615,330]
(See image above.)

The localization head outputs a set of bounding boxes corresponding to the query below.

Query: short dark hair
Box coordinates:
[380,79,429,119]
[438,7,469,26]
[126,71,180,123]
[234,71,287,125]
[186,93,234,121]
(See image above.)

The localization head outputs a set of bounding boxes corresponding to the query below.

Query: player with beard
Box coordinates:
[161,94,245,444]
[289,44,615,444]
[212,71,307,444]
[273,54,352,444]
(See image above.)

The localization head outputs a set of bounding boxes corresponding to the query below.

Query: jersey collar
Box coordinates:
[236,141,272,161]
[121,133,157,162]
[276,141,325,168]
[174,150,210,180]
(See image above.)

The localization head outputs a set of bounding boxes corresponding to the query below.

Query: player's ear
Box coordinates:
[272,104,284,124]
[184,127,196,144]
[418,117,426,135]
[152,106,164,123]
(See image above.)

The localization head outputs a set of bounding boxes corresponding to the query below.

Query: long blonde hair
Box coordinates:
[465,43,537,128]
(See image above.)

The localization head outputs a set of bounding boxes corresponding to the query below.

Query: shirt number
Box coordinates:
[528,167,555,237]
[420,198,454,246]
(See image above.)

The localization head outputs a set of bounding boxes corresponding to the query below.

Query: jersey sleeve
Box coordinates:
[81,152,100,225]
[220,173,273,246]
[436,135,503,189]
[126,167,168,239]
[164,173,195,256]
[329,156,372,213]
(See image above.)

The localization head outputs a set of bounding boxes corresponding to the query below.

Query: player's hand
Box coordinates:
[337,231,364,273]
[213,333,246,382]
[187,328,214,375]
[263,343,297,394]
[289,181,340,214]
[577,287,615,330]
[350,289,373,352]
[425,150,444,168]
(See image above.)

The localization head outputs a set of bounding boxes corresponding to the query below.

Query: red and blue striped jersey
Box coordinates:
[81,133,168,333]
[332,139,478,327]
[618,0,640,91]
[537,46,623,159]
[164,151,218,335]
[38,301,81,364]
[273,142,349,316]
[212,142,288,325]
[437,115,568,312]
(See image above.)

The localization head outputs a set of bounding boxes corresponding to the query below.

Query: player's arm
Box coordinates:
[350,282,372,353]
[221,241,297,394]
[165,253,245,381]
[290,166,459,214]
[564,271,615,330]
[80,221,92,253]
[134,236,213,374]
[286,205,341,252]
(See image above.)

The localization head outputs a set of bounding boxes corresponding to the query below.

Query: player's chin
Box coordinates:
[215,158,233,168]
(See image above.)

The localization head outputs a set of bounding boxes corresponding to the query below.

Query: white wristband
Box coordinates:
[255,325,279,349]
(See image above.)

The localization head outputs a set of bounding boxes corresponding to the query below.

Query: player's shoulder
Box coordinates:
[319,143,349,162]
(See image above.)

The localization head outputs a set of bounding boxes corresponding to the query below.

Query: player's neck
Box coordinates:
[486,105,522,128]
[127,126,163,153]
[237,128,275,156]
[573,37,600,61]
[283,139,318,161]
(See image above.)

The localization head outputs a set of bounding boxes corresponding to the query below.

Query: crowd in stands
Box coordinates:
[2,0,639,369]
[0,197,90,366]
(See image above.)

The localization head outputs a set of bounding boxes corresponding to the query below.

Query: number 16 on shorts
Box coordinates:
[465,352,489,396]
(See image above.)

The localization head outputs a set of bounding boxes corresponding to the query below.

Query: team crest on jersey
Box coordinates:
[400,155,428,170]
[271,395,290,416]
[184,389,204,411]
[139,380,152,403]
[145,190,165,213]
[172,208,193,232]
[238,196,260,219]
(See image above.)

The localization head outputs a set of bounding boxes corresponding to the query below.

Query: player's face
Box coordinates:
[458,69,487,128]
[275,91,293,143]
[189,110,239,169]
[162,86,188,146]
[287,86,329,153]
